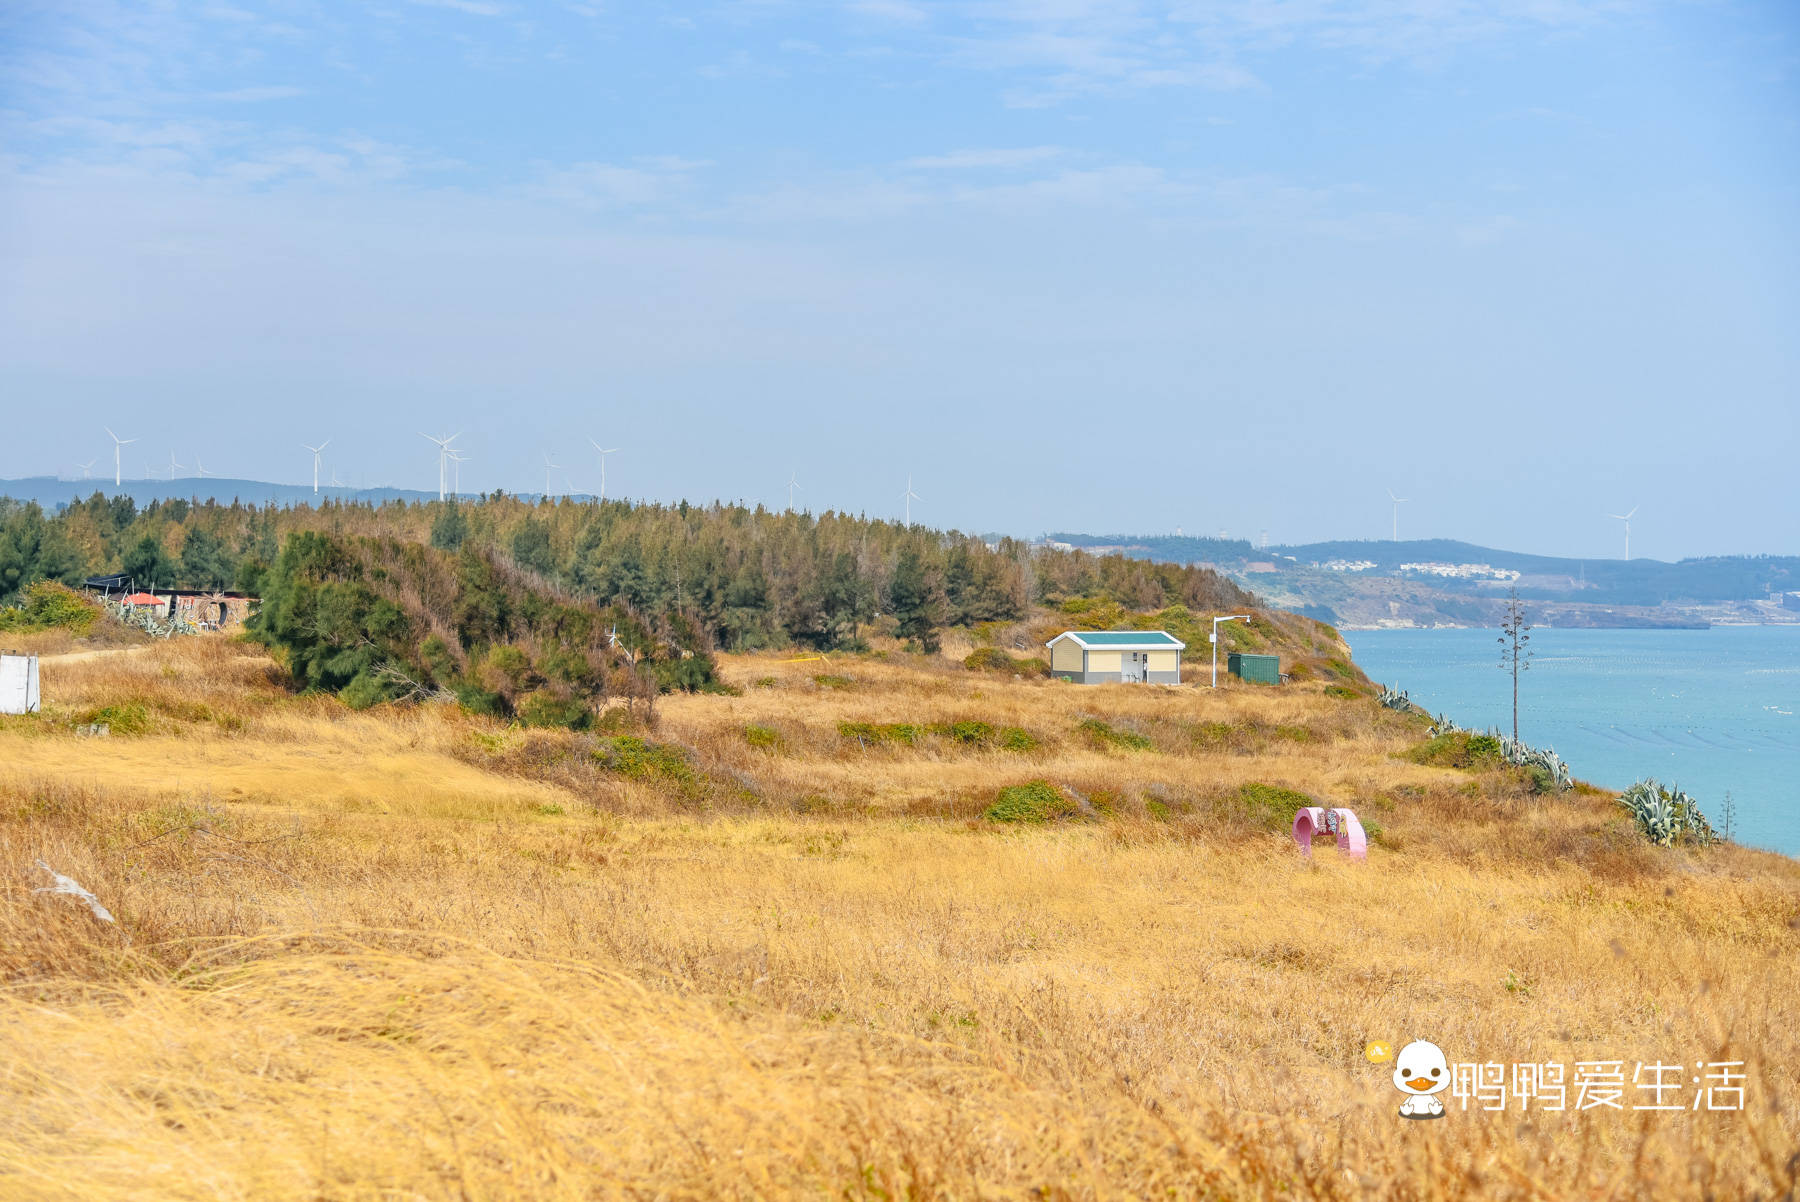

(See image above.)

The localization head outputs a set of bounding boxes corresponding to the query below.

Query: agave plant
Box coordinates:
[1495,732,1573,792]
[1417,711,1573,792]
[1376,685,1416,713]
[104,599,194,639]
[1619,778,1718,847]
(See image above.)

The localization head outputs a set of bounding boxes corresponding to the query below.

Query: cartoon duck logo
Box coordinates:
[1392,1040,1449,1120]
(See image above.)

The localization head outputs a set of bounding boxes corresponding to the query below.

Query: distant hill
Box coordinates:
[0,475,444,509]
[1047,532,1800,626]
[0,476,596,509]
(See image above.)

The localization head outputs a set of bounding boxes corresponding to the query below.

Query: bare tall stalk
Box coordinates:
[1498,586,1532,743]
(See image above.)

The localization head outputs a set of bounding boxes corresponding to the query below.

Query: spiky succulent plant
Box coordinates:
[1619,779,1718,847]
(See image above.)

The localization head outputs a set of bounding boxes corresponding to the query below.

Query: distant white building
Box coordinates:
[1397,562,1521,581]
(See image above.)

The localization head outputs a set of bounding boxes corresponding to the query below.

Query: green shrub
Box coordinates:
[339,672,396,711]
[963,649,1049,677]
[478,645,535,697]
[744,724,782,750]
[594,706,636,735]
[538,647,597,688]
[75,701,150,736]
[1467,733,1503,761]
[1324,685,1360,701]
[837,721,922,746]
[592,736,697,789]
[1191,720,1237,750]
[1236,782,1315,831]
[0,581,101,633]
[814,674,853,690]
[1406,730,1505,771]
[985,780,1078,824]
[654,655,717,694]
[453,683,509,719]
[938,720,995,745]
[753,676,777,689]
[518,691,592,730]
[998,726,1040,753]
[419,635,459,682]
[1077,717,1153,751]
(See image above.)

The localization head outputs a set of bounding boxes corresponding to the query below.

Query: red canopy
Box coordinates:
[122,592,163,605]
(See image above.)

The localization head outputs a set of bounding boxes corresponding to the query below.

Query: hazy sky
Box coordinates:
[3,1,1796,559]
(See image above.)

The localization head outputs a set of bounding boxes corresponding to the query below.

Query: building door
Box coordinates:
[1126,652,1145,682]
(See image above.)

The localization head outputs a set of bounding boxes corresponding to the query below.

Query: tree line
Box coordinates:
[0,492,1255,655]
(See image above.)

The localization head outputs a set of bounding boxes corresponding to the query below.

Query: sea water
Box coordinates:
[1346,626,1799,857]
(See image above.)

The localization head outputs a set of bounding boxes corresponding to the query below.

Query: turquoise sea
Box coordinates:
[1346,626,1799,857]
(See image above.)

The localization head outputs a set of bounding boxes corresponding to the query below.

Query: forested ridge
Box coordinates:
[1,492,1255,656]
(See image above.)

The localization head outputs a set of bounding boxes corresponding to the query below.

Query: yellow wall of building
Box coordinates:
[1085,650,1122,674]
[1051,640,1084,672]
[1146,650,1179,672]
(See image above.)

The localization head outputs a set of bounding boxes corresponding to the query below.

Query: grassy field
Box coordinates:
[2,635,1796,1199]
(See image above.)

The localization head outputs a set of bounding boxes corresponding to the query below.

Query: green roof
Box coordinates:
[1050,630,1185,649]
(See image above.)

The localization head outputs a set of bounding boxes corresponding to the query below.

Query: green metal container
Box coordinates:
[1227,652,1281,684]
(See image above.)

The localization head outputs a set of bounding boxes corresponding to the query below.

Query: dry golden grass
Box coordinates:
[2,636,1797,1200]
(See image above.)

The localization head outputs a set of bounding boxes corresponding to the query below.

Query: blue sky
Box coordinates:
[3,1,1796,559]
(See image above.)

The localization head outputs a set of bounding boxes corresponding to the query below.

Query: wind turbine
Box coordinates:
[195,457,214,479]
[105,427,135,487]
[301,440,329,495]
[420,432,460,501]
[543,452,562,499]
[168,451,185,480]
[787,470,803,511]
[588,439,618,501]
[77,459,97,480]
[448,451,469,497]
[1607,506,1638,561]
[1387,488,1410,542]
[900,475,920,525]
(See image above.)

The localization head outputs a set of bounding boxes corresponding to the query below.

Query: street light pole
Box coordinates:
[1211,614,1252,688]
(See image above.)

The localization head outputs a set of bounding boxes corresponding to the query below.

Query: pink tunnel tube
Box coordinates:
[1292,806,1368,861]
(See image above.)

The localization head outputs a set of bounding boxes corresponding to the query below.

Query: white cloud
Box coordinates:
[207,85,305,102]
[846,0,932,24]
[407,0,508,16]
[527,158,705,209]
[902,146,1065,169]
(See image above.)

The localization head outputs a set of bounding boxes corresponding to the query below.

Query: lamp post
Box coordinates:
[1211,614,1252,688]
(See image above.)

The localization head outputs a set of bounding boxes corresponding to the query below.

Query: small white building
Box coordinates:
[1046,630,1185,684]
[0,652,41,715]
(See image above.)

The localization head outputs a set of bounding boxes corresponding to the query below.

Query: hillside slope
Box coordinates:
[1,633,1794,1199]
